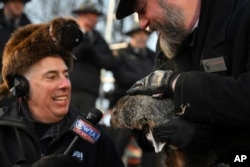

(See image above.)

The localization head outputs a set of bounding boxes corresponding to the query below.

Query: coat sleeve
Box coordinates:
[88,30,117,70]
[174,71,250,127]
[93,126,125,167]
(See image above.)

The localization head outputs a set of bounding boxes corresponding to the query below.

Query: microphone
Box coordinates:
[64,108,103,155]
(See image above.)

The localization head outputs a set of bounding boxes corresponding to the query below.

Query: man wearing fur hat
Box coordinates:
[0,17,124,167]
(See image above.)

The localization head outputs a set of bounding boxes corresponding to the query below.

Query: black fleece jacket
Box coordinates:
[0,100,124,167]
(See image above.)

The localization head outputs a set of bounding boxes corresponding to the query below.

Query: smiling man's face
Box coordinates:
[121,0,200,58]
[133,0,189,58]
[26,56,71,123]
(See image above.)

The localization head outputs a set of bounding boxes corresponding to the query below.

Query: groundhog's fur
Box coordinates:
[110,95,175,130]
[110,95,217,167]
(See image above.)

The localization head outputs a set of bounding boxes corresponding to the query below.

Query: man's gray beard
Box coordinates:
[159,28,186,59]
[159,33,180,59]
[154,0,187,59]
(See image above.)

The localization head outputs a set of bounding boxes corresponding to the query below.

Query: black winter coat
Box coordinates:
[70,30,117,96]
[0,9,31,70]
[0,100,124,167]
[151,0,250,163]
[109,44,155,108]
[167,0,250,127]
[114,44,155,89]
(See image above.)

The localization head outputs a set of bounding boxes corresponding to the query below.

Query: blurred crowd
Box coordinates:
[2,0,250,167]
[0,0,158,167]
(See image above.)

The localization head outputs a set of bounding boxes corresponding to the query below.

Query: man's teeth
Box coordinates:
[53,96,67,101]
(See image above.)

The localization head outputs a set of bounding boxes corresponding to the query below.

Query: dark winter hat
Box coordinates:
[0,17,83,98]
[72,1,103,16]
[116,0,135,19]
[1,0,30,3]
[125,24,151,36]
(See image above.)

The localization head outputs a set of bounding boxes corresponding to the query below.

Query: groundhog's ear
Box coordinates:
[49,17,83,51]
[59,23,83,50]
[111,107,117,115]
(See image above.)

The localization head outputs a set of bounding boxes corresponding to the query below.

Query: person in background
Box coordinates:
[107,25,159,167]
[0,0,31,72]
[70,1,117,114]
[0,17,124,167]
[109,24,155,109]
[115,0,250,166]
[0,0,31,109]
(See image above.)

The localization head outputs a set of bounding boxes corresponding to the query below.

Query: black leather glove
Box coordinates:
[153,118,215,153]
[127,70,179,98]
[32,154,82,167]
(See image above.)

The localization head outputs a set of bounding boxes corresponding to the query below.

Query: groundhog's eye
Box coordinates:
[112,108,117,115]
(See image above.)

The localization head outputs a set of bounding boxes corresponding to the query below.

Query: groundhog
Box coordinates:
[110,95,217,167]
[110,95,175,130]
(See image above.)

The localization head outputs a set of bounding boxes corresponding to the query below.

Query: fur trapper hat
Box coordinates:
[0,17,83,98]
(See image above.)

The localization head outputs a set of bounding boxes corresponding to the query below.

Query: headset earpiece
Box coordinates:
[7,75,29,97]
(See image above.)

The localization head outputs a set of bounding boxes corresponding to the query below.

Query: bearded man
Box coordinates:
[115,0,250,166]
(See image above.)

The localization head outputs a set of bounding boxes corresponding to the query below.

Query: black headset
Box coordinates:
[7,74,29,97]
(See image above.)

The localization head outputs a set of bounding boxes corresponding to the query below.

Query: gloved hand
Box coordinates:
[126,70,179,98]
[32,154,82,167]
[153,118,215,153]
